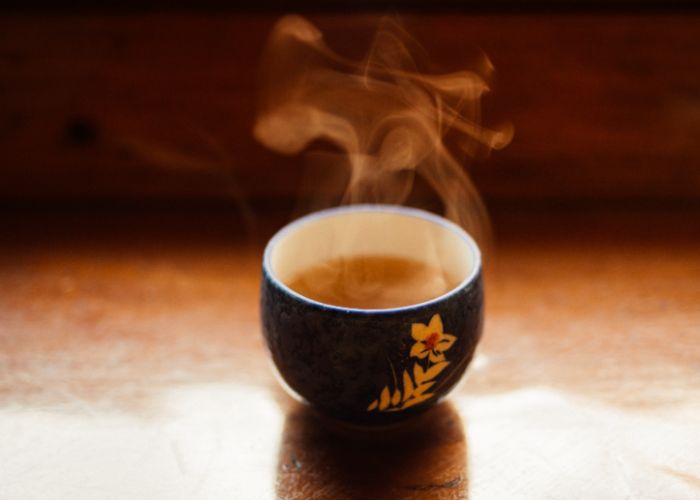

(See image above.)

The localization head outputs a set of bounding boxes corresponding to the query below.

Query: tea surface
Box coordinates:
[287,255,460,309]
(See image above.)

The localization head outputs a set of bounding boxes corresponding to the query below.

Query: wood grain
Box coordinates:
[1,209,698,498]
[1,13,699,204]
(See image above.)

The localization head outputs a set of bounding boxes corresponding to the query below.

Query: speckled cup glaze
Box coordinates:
[261,205,483,425]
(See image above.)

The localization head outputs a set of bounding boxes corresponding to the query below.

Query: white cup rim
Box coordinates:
[262,204,482,314]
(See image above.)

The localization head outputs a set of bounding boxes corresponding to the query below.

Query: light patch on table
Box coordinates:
[0,383,283,500]
[454,388,700,499]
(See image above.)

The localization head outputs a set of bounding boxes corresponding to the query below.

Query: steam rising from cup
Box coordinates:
[254,15,512,242]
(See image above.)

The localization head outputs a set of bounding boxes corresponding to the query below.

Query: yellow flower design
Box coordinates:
[409,314,456,363]
[367,313,457,412]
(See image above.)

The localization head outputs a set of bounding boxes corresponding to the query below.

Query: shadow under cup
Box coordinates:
[261,205,483,425]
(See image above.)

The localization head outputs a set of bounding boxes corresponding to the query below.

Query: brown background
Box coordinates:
[2,9,699,208]
[2,5,699,500]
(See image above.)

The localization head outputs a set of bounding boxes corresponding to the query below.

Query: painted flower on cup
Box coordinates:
[410,313,456,363]
[368,313,456,412]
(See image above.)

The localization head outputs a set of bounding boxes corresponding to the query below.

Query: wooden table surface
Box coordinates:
[1,207,699,499]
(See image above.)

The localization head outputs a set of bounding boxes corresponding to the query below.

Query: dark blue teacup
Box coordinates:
[261,205,483,425]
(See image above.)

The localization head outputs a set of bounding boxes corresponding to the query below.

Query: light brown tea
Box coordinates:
[287,255,460,309]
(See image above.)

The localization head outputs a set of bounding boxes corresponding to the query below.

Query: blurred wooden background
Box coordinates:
[2,5,700,499]
[2,6,699,210]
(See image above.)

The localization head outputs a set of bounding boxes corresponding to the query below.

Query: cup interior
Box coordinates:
[265,206,480,309]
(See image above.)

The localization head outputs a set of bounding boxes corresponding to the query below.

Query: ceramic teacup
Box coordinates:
[261,205,483,424]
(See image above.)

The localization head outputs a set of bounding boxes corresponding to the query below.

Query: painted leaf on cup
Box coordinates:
[379,386,391,410]
[424,361,449,381]
[412,381,435,398]
[401,392,434,409]
[402,370,414,401]
[414,364,426,385]
[368,313,456,413]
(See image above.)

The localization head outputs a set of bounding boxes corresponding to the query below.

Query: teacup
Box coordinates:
[261,205,483,424]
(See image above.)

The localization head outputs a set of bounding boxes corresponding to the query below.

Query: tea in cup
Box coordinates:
[261,205,483,424]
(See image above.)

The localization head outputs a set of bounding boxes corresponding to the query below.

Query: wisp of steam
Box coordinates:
[255,16,512,304]
[254,15,512,242]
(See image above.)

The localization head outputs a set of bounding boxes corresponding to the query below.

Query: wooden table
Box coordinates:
[1,207,699,499]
